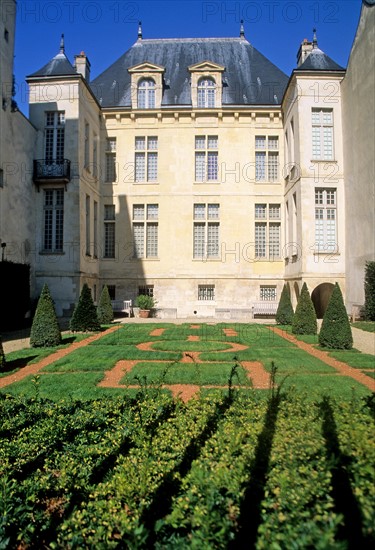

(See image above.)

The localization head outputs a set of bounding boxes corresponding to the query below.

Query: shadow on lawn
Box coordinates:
[2,355,39,373]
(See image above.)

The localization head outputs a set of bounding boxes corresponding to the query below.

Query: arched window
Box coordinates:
[197,77,216,108]
[137,78,155,109]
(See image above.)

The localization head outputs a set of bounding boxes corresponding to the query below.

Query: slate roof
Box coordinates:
[295,47,345,72]
[90,37,289,107]
[28,51,76,78]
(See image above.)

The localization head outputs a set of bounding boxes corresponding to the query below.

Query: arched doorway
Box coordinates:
[311,283,334,319]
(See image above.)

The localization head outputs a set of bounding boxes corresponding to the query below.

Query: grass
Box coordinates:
[120,361,250,386]
[352,321,375,333]
[1,322,373,401]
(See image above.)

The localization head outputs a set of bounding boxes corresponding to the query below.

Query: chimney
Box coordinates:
[296,38,313,66]
[74,51,91,81]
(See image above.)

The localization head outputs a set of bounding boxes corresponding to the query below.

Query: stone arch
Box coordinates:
[311,283,335,319]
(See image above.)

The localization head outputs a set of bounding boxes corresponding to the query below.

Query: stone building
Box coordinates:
[1,1,374,319]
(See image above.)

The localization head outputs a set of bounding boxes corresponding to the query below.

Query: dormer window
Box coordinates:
[197,77,216,108]
[138,78,155,109]
[189,61,225,109]
[128,62,165,110]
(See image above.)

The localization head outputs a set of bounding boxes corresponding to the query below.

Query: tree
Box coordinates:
[0,336,5,370]
[30,284,61,347]
[364,261,375,321]
[97,285,114,325]
[70,283,101,332]
[292,282,317,335]
[276,284,294,325]
[319,282,353,349]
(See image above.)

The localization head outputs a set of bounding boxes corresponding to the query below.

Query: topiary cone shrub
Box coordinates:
[70,283,101,332]
[30,284,61,347]
[276,284,294,325]
[292,282,317,335]
[97,285,114,325]
[0,336,5,370]
[364,261,375,321]
[319,282,353,349]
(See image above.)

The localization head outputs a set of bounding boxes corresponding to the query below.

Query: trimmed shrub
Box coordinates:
[30,284,61,347]
[276,284,294,325]
[292,282,317,335]
[97,285,114,325]
[364,261,375,321]
[319,283,353,349]
[70,283,100,332]
[0,336,5,370]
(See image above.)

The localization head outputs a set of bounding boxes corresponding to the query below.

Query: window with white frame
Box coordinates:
[315,188,337,251]
[43,189,64,252]
[312,108,334,160]
[255,203,281,259]
[197,77,216,108]
[195,135,218,181]
[255,135,279,182]
[93,133,98,178]
[260,286,277,301]
[104,205,115,258]
[193,203,220,259]
[133,204,159,258]
[105,138,116,182]
[45,111,65,162]
[137,78,155,109]
[135,136,158,182]
[198,285,215,301]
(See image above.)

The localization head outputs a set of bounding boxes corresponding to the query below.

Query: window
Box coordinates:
[85,195,90,256]
[107,285,116,300]
[104,205,115,258]
[43,189,64,252]
[105,138,116,183]
[84,122,90,169]
[133,204,159,258]
[260,286,277,301]
[255,203,281,259]
[93,201,98,258]
[0,168,3,188]
[138,285,154,297]
[197,77,216,108]
[315,189,337,251]
[255,136,279,182]
[135,137,158,182]
[45,112,65,163]
[198,285,215,301]
[195,135,218,182]
[193,203,220,259]
[93,133,98,178]
[312,109,334,160]
[137,78,155,109]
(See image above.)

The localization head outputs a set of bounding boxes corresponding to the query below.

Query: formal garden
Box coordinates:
[0,276,374,548]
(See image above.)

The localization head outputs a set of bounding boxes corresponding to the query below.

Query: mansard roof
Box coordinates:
[295,47,345,72]
[91,37,289,107]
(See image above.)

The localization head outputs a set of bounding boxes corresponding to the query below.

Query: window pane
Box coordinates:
[207,223,219,257]
[104,223,115,258]
[193,223,205,258]
[269,223,280,258]
[208,204,219,219]
[269,204,281,219]
[207,152,218,180]
[268,152,279,181]
[133,223,144,258]
[195,136,205,149]
[147,152,158,181]
[106,138,116,152]
[326,190,336,205]
[323,127,333,159]
[207,136,218,149]
[255,136,266,149]
[198,285,215,300]
[135,137,145,150]
[268,136,279,150]
[195,152,205,181]
[148,136,158,150]
[255,152,266,181]
[315,190,324,204]
[146,223,158,257]
[260,286,277,301]
[255,204,266,219]
[194,204,205,219]
[105,154,116,182]
[147,204,158,219]
[135,153,145,181]
[312,127,321,159]
[104,205,115,220]
[255,223,266,257]
[133,204,144,220]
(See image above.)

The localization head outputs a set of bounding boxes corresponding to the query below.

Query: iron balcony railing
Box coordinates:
[33,159,71,183]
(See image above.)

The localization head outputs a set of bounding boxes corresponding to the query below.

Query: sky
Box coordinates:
[12,0,363,115]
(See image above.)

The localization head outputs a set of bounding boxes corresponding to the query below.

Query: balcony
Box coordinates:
[33,159,71,185]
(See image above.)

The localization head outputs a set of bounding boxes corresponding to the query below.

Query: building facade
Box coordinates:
[1,2,374,319]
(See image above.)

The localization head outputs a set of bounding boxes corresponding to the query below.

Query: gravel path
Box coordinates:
[351,327,375,355]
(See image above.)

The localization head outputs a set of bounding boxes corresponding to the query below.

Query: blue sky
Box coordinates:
[13,0,363,114]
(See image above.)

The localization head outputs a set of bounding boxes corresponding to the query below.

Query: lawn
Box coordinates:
[0,322,373,401]
[352,321,375,333]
